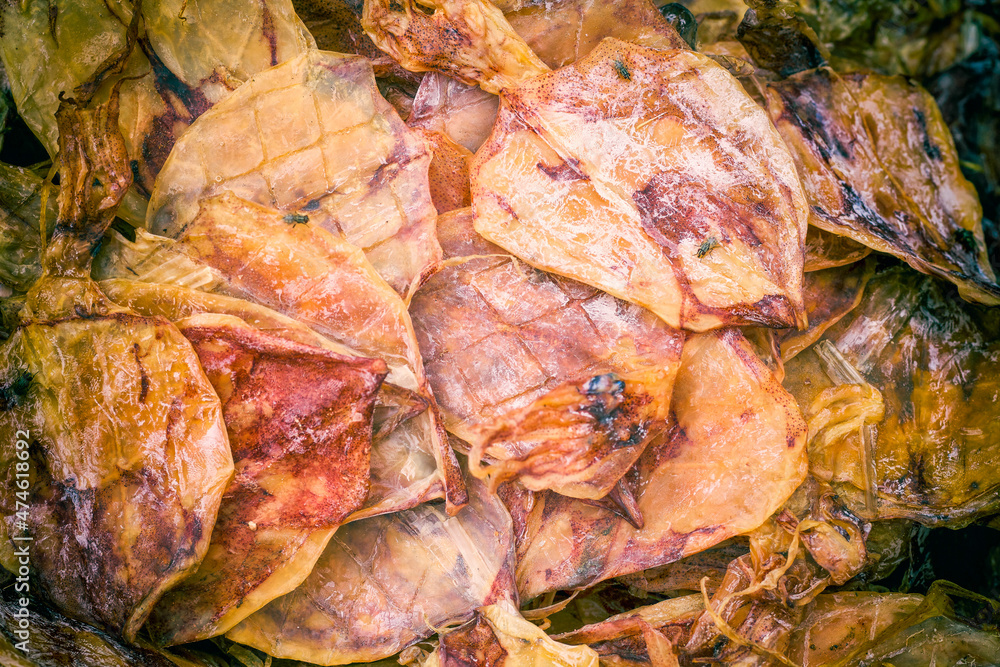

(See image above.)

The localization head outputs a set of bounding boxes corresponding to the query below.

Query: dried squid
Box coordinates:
[225,473,514,665]
[0,95,233,639]
[0,584,196,667]
[507,328,807,599]
[146,50,441,294]
[784,267,1000,525]
[421,602,600,667]
[363,0,810,331]
[765,69,1000,304]
[552,477,875,664]
[503,0,689,68]
[553,582,1000,666]
[773,257,874,362]
[0,0,314,218]
[97,194,466,516]
[145,314,386,645]
[363,0,550,95]
[411,208,683,499]
[0,0,996,665]
[472,38,810,331]
[408,72,500,153]
[0,164,58,294]
[656,476,873,662]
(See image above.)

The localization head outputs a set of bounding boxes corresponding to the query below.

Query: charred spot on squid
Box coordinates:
[912,107,942,161]
[955,228,977,253]
[0,371,32,410]
[582,373,625,396]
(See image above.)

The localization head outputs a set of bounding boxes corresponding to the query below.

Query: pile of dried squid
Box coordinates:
[0,0,998,665]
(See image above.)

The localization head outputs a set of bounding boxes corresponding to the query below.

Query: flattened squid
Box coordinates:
[765,69,1000,304]
[0,93,233,639]
[506,328,807,599]
[146,50,442,293]
[471,39,809,331]
[145,315,386,645]
[411,208,682,500]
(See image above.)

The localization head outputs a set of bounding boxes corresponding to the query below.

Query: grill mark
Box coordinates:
[912,108,941,161]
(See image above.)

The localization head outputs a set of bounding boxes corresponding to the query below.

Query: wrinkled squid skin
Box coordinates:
[765,68,1000,304]
[437,613,509,666]
[0,95,234,642]
[362,0,551,95]
[407,72,500,153]
[508,329,807,599]
[225,474,514,665]
[411,208,681,499]
[415,127,474,214]
[0,163,59,293]
[472,39,809,332]
[146,314,386,646]
[0,0,314,208]
[0,586,185,667]
[803,225,871,271]
[785,268,1000,525]
[504,0,689,69]
[775,257,874,362]
[146,50,442,294]
[424,602,601,666]
[0,309,234,641]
